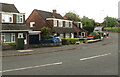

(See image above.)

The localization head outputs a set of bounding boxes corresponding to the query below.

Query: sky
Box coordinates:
[0,0,119,23]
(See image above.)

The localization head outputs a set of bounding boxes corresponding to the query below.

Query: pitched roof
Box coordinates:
[2,23,30,31]
[0,3,19,13]
[35,9,63,20]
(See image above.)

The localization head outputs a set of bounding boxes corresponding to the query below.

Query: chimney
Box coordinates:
[53,9,57,17]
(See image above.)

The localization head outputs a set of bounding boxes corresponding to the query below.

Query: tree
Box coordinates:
[103,16,118,27]
[81,16,95,27]
[40,27,52,40]
[64,12,81,22]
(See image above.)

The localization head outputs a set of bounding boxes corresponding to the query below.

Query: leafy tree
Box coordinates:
[103,16,118,27]
[40,27,52,40]
[83,26,94,34]
[64,12,81,22]
[81,16,95,27]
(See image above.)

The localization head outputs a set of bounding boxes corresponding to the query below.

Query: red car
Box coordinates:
[85,33,99,40]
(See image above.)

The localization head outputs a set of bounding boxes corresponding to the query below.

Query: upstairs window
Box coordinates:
[59,20,63,27]
[65,21,69,27]
[16,15,23,23]
[54,20,57,27]
[2,14,13,23]
[70,22,73,28]
[30,22,35,27]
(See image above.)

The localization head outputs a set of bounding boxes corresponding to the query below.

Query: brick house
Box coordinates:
[26,9,78,39]
[0,3,30,47]
[63,16,88,37]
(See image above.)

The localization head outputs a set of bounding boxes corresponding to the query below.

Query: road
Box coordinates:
[2,33,118,75]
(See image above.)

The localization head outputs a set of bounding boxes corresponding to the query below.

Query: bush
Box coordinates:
[104,27,120,33]
[40,27,52,40]
[93,35,100,39]
[62,38,79,45]
[8,43,16,45]
[98,32,104,37]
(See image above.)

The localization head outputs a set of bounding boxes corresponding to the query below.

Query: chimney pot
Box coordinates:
[53,9,57,13]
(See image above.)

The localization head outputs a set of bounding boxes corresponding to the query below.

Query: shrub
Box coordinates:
[62,38,79,45]
[8,43,16,45]
[104,27,120,33]
[98,32,104,37]
[40,27,52,40]
[93,35,100,39]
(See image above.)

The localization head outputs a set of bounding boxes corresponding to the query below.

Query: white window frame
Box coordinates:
[53,20,57,27]
[30,22,35,27]
[65,21,69,27]
[2,13,13,23]
[59,20,63,27]
[11,33,15,42]
[70,22,73,28]
[1,33,5,42]
[65,33,70,38]
[81,32,85,37]
[16,14,23,23]
[1,33,16,43]
[18,33,24,38]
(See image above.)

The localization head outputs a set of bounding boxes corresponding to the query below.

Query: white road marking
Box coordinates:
[18,50,33,52]
[80,53,111,61]
[0,62,62,73]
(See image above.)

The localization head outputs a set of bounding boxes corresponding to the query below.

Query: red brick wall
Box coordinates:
[63,21,65,27]
[23,15,25,23]
[13,14,16,23]
[48,20,53,26]
[26,10,50,31]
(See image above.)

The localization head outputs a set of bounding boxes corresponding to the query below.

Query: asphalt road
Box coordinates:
[2,33,118,75]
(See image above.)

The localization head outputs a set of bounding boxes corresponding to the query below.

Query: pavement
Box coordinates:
[1,37,114,57]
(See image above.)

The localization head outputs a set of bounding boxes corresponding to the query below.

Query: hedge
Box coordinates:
[104,27,120,33]
[62,38,79,45]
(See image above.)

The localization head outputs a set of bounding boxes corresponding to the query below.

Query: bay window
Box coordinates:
[1,33,15,43]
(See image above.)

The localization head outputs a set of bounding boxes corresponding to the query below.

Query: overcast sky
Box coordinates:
[0,0,119,23]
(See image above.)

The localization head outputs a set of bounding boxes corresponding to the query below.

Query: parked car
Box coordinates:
[74,35,84,38]
[40,35,61,44]
[85,33,100,40]
[94,27,109,37]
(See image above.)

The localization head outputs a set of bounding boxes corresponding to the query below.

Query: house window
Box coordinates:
[11,33,15,42]
[65,22,69,27]
[1,33,5,42]
[18,33,23,38]
[65,33,70,38]
[54,20,57,27]
[1,33,15,43]
[70,22,73,28]
[30,22,35,27]
[16,15,23,23]
[60,34,64,39]
[2,14,13,23]
[81,32,85,36]
[59,20,63,27]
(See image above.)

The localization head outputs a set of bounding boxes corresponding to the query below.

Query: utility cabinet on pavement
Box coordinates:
[17,38,24,50]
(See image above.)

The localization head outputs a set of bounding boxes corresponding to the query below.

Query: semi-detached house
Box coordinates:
[0,3,30,47]
[26,9,78,39]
